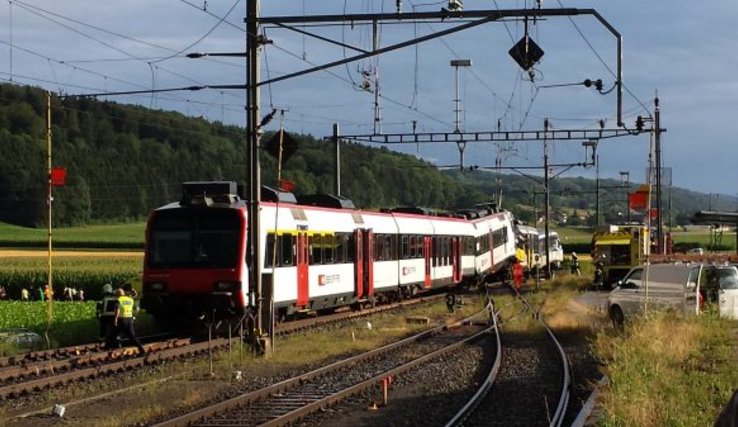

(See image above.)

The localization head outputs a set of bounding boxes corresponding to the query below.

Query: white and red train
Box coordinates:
[141,182,517,320]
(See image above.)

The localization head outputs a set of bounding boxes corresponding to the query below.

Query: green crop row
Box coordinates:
[0,255,142,272]
[0,300,157,349]
[0,270,141,301]
[0,256,143,300]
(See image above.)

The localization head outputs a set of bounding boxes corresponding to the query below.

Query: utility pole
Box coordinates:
[595,154,600,226]
[543,118,551,281]
[246,0,270,353]
[333,123,341,196]
[451,59,471,169]
[372,20,381,134]
[620,171,630,222]
[654,96,663,254]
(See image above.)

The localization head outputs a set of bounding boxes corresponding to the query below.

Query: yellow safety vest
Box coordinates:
[516,247,527,264]
[118,295,135,318]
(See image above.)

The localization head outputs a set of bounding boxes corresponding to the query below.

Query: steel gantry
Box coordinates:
[242,2,635,352]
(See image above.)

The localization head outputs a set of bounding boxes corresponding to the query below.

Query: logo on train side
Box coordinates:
[318,274,341,286]
[402,266,417,276]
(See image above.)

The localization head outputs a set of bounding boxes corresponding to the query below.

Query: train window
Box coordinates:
[409,236,416,258]
[347,234,356,262]
[401,236,409,260]
[343,233,350,262]
[432,237,438,267]
[375,235,384,261]
[281,234,294,266]
[310,235,322,264]
[324,234,335,264]
[334,233,344,263]
[265,233,276,267]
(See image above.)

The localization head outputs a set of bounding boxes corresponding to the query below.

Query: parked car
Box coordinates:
[0,328,44,351]
[700,265,738,319]
[687,247,705,255]
[608,263,702,328]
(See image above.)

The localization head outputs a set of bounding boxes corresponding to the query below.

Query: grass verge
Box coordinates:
[593,311,738,426]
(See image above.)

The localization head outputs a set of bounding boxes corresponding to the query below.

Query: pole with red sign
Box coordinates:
[45,92,54,348]
[44,92,67,348]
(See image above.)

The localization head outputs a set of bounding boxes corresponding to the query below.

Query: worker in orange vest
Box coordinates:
[513,258,525,293]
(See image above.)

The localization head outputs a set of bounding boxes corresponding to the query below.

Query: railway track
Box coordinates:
[153,305,496,427]
[451,286,572,426]
[0,294,444,399]
[279,285,575,427]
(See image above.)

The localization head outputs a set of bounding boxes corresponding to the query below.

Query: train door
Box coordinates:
[296,231,309,307]
[424,236,432,288]
[354,229,364,300]
[362,230,374,300]
[452,237,462,283]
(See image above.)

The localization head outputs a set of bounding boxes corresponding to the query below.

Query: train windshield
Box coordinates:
[147,208,241,269]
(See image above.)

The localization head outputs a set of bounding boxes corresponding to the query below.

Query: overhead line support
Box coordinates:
[336,128,661,144]
[252,7,623,125]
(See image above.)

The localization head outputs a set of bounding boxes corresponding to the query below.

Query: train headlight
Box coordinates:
[213,281,241,291]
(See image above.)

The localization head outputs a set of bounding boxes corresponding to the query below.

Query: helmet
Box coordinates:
[572,252,577,257]
[102,283,113,294]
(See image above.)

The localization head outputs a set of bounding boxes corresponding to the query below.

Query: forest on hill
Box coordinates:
[0,83,726,228]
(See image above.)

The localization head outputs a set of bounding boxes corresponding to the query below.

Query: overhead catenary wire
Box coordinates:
[2,4,247,115]
[150,0,241,65]
[554,0,650,117]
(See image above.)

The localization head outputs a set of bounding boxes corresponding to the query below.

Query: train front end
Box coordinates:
[141,182,249,320]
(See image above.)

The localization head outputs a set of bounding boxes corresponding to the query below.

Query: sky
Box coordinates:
[0,0,735,199]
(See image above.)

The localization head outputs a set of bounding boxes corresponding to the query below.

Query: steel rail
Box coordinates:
[260,321,495,427]
[0,343,102,368]
[571,375,609,427]
[0,294,443,399]
[154,305,492,427]
[0,338,222,398]
[515,289,572,427]
[0,339,190,383]
[444,302,502,427]
[275,293,444,335]
[0,332,172,368]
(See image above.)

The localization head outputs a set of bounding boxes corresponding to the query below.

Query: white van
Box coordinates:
[608,263,702,327]
[700,265,738,319]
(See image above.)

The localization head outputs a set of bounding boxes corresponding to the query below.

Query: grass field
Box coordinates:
[555,225,736,250]
[551,226,594,244]
[671,230,736,249]
[0,221,146,246]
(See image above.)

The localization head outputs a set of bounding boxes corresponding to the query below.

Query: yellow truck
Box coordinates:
[592,224,650,287]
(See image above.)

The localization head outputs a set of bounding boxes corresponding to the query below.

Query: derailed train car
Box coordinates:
[142,182,516,321]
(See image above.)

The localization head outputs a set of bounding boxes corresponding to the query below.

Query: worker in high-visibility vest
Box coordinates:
[110,288,146,356]
[96,284,117,342]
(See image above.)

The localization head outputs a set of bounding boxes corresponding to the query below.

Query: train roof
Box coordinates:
[163,181,513,226]
[296,194,355,209]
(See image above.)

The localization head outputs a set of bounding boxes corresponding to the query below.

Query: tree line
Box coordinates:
[0,83,721,228]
